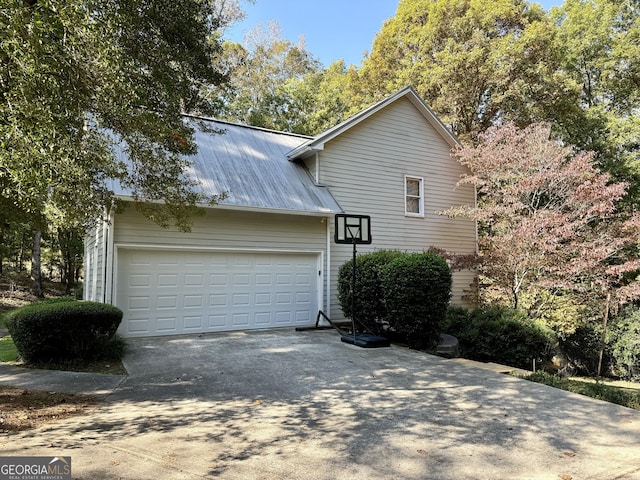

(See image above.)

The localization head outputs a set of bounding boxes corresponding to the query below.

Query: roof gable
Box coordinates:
[286,86,459,160]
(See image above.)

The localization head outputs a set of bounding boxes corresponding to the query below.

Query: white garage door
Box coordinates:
[116,249,320,337]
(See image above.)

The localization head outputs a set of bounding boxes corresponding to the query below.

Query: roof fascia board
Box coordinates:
[113,195,340,217]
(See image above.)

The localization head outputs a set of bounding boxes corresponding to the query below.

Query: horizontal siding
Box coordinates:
[320,97,477,319]
[114,207,327,252]
[83,221,105,302]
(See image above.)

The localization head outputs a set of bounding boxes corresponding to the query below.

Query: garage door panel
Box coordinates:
[128,296,149,310]
[130,274,150,287]
[184,316,203,330]
[210,274,227,286]
[255,293,272,305]
[184,296,203,308]
[157,296,177,309]
[209,294,227,306]
[208,314,226,328]
[232,313,249,326]
[185,274,204,286]
[117,250,319,337]
[276,311,291,324]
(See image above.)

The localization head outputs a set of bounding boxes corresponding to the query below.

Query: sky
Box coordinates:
[226,0,564,68]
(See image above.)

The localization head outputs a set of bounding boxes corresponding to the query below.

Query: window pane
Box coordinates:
[406,197,420,214]
[406,179,420,196]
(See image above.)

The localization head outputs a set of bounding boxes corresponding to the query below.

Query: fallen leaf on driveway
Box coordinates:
[563,452,576,457]
[558,474,572,480]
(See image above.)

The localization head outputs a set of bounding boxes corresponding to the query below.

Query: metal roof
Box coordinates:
[113,117,343,216]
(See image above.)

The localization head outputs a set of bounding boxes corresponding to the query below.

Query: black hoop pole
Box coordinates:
[351,235,357,344]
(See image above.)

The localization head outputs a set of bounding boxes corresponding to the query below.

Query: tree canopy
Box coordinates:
[355,0,580,143]
[215,21,322,132]
[552,0,640,192]
[445,122,640,310]
[1,0,228,232]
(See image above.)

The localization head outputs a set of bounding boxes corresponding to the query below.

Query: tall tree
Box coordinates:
[444,122,640,310]
[552,0,640,198]
[1,0,228,234]
[216,21,322,130]
[267,60,365,135]
[357,0,581,143]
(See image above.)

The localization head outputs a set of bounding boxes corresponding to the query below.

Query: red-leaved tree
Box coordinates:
[444,122,640,312]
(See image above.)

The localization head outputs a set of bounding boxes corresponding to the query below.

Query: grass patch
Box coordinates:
[0,335,127,375]
[0,335,19,363]
[522,371,640,410]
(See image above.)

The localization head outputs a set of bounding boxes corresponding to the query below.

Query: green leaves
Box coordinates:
[1,0,227,233]
[359,0,571,142]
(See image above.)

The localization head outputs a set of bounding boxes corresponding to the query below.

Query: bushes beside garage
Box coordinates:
[5,298,124,363]
[338,250,452,349]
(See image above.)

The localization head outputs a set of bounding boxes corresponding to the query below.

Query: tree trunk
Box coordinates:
[596,292,611,382]
[0,226,4,275]
[57,228,78,295]
[31,230,44,298]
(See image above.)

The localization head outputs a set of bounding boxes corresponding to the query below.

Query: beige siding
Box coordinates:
[112,206,329,309]
[114,207,326,251]
[302,154,318,183]
[83,220,106,302]
[319,97,477,318]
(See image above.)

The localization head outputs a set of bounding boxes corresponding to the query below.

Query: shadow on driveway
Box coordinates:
[4,329,640,479]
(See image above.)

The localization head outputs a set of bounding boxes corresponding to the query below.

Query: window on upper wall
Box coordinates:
[405,175,424,217]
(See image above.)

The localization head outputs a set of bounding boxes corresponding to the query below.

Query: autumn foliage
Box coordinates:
[445,122,640,310]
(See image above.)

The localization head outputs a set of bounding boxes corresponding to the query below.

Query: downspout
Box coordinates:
[474,186,479,255]
[326,215,331,318]
[91,225,99,301]
[83,236,90,301]
[100,207,109,303]
[104,205,115,304]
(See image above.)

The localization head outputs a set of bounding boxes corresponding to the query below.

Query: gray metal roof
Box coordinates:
[113,117,343,216]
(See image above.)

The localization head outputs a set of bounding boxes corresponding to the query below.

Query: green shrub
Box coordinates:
[337,250,404,333]
[607,306,640,381]
[557,320,604,376]
[444,306,555,370]
[381,252,452,349]
[6,299,123,363]
[523,372,640,410]
[94,333,127,361]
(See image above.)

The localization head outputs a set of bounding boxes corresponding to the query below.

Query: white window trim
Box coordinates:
[404,175,424,217]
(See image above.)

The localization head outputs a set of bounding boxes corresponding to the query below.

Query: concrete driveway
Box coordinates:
[2,329,640,479]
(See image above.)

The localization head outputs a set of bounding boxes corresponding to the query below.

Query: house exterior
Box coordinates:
[84,86,477,337]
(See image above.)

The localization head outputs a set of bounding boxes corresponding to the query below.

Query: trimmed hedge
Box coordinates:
[5,299,123,363]
[444,306,555,370]
[337,249,404,333]
[338,250,452,348]
[382,252,452,349]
